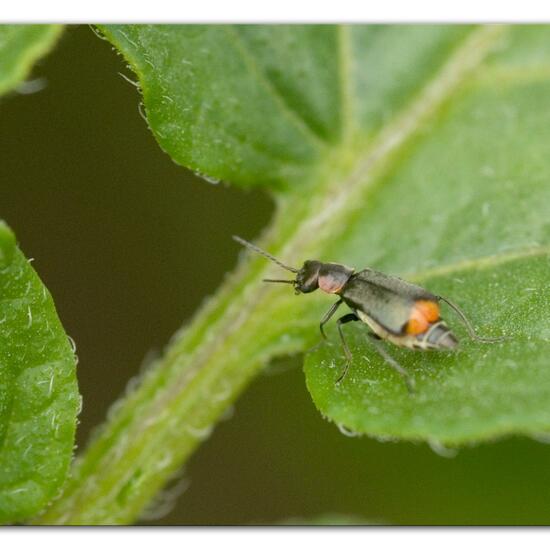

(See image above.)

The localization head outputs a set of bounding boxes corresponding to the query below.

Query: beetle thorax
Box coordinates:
[318,263,355,293]
[294,260,322,293]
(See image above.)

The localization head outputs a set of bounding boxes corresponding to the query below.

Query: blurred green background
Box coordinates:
[2,26,550,525]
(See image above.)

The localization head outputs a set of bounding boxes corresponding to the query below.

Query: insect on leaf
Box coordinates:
[102,24,550,445]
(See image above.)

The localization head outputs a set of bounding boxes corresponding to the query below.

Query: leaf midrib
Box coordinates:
[409,244,550,283]
[224,25,330,150]
[274,25,507,267]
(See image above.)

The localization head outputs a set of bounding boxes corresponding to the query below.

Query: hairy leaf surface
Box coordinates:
[0,222,79,523]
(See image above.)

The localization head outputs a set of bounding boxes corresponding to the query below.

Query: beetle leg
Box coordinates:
[335,313,359,384]
[319,299,343,340]
[438,295,506,343]
[367,334,416,394]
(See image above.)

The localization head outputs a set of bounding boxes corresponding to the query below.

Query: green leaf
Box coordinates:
[99,25,473,189]
[0,25,63,97]
[306,253,550,444]
[41,24,550,524]
[0,221,79,523]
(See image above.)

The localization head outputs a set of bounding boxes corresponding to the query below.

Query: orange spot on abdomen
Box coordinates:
[405,299,440,335]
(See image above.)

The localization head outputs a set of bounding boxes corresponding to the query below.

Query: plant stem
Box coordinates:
[35,198,316,525]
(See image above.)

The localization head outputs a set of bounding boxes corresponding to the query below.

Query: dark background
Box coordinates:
[2,26,550,525]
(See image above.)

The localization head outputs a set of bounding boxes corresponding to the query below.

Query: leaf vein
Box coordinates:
[337,25,356,142]
[278,25,508,266]
[224,25,329,151]
[409,245,550,283]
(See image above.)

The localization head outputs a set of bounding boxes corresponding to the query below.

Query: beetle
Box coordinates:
[233,235,503,392]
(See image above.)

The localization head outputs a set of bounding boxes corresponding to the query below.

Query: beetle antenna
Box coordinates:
[232,236,299,273]
[439,296,506,343]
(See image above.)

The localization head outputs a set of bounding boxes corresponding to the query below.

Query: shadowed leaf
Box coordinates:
[0,25,62,98]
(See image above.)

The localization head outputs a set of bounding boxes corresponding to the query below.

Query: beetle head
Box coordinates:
[294,260,322,294]
[232,236,353,296]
